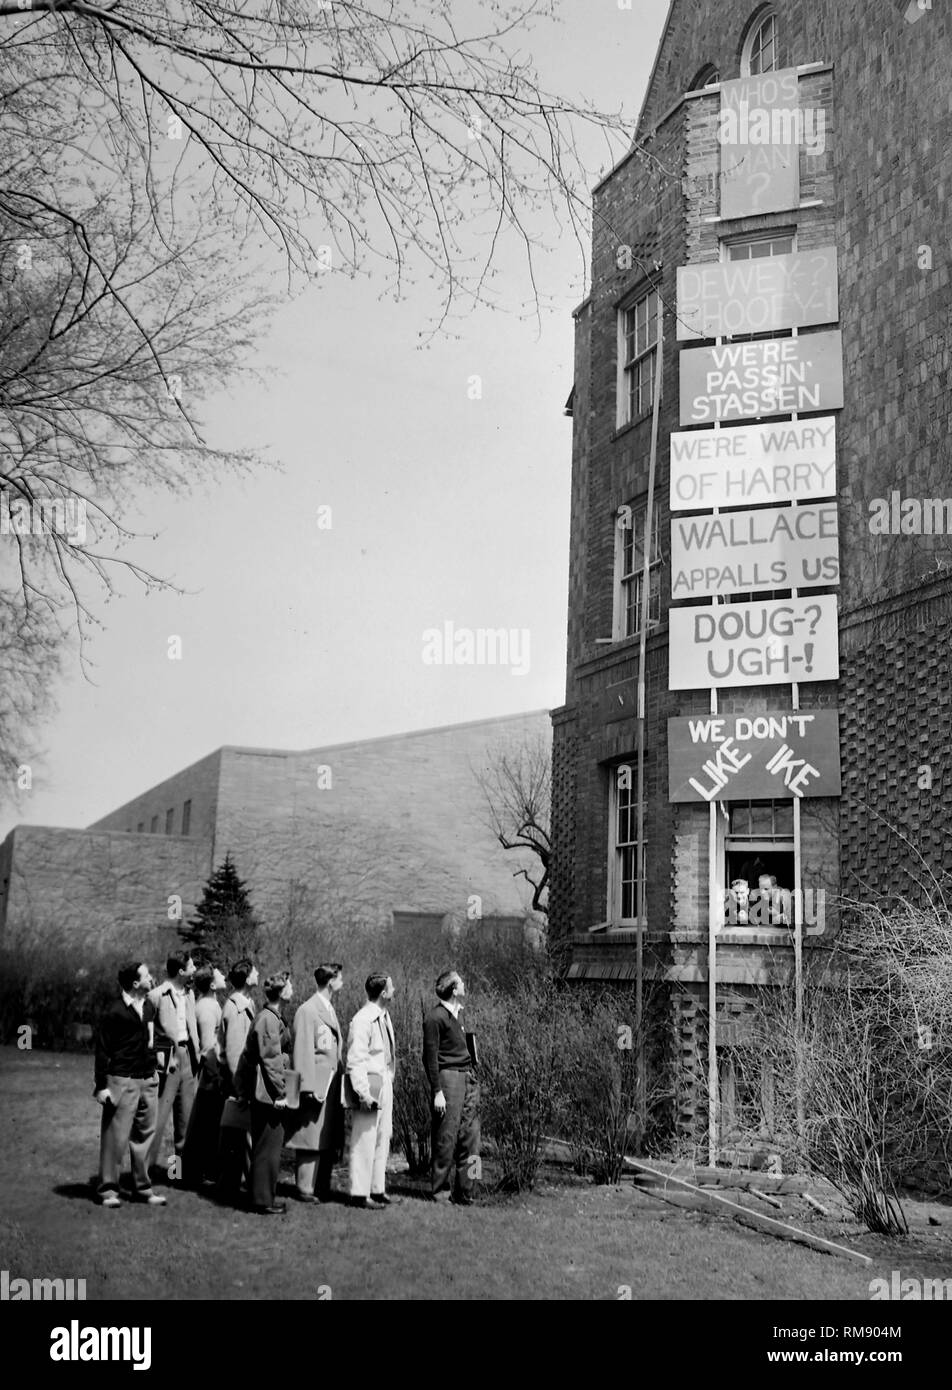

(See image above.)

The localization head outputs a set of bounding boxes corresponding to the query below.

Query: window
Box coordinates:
[614,501,662,640]
[150,815,158,834]
[720,1049,775,1143]
[742,9,778,76]
[609,767,645,925]
[725,799,794,928]
[165,808,174,835]
[691,65,721,90]
[726,233,794,261]
[618,287,660,427]
[722,233,796,350]
[182,799,192,836]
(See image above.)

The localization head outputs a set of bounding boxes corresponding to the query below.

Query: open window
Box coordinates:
[724,799,794,928]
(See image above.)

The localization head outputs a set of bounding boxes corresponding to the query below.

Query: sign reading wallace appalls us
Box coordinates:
[668,595,839,690]
[676,248,838,340]
[679,331,844,425]
[671,502,840,600]
[668,711,841,802]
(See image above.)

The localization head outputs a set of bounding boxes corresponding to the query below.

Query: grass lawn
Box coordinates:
[1,1047,950,1301]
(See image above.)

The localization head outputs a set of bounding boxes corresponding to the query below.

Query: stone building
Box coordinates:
[550,0,952,1153]
[0,710,549,955]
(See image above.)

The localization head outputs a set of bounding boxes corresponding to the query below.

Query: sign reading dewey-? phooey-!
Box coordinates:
[669,417,836,511]
[668,595,839,690]
[676,248,838,341]
[671,503,839,600]
[667,710,841,802]
[679,332,843,425]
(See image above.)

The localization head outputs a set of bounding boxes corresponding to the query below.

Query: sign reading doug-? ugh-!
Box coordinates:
[668,595,839,690]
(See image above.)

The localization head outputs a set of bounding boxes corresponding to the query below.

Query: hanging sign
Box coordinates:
[669,416,836,511]
[676,247,838,340]
[679,331,844,425]
[670,503,839,599]
[668,710,842,801]
[668,595,839,690]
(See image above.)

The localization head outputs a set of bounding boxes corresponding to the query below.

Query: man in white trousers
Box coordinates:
[344,973,401,1210]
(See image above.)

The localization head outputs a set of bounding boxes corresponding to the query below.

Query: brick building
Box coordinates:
[0,710,549,954]
[550,0,952,1153]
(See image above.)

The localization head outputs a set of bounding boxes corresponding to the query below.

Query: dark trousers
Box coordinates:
[181,1082,224,1187]
[97,1075,158,1195]
[431,1068,480,1197]
[249,1101,285,1209]
[218,1117,251,1201]
[148,1045,196,1176]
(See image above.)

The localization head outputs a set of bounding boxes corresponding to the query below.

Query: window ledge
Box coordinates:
[611,410,654,442]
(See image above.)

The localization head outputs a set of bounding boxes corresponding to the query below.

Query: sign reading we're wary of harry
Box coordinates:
[669,417,837,511]
[668,710,841,802]
[676,248,838,340]
[668,595,839,690]
[671,503,839,600]
[679,332,844,425]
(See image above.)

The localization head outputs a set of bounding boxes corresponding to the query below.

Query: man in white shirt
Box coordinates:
[145,954,199,1180]
[344,974,399,1210]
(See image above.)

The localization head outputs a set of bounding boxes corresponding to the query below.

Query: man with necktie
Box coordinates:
[343,973,400,1210]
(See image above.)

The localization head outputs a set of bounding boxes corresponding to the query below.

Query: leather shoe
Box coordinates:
[253,1203,287,1215]
[293,1191,319,1204]
[369,1193,402,1206]
[351,1197,381,1210]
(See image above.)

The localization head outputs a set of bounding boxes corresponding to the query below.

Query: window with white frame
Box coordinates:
[617,286,660,427]
[742,8,778,76]
[614,500,662,640]
[724,799,795,928]
[726,232,794,262]
[609,765,645,925]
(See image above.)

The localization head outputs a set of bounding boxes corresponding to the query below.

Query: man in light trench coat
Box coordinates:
[285,963,345,1203]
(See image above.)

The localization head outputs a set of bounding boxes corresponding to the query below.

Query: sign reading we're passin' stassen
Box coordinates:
[667,710,841,803]
[679,332,844,425]
[677,248,838,341]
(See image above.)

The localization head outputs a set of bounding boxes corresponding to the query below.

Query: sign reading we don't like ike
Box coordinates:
[668,710,841,803]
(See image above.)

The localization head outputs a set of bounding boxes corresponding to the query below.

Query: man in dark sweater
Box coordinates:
[422,970,480,1204]
[93,962,166,1207]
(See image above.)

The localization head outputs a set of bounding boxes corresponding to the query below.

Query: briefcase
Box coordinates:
[220,1097,252,1132]
[344,1072,384,1106]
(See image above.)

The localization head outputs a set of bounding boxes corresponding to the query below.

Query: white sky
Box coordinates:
[2,0,670,837]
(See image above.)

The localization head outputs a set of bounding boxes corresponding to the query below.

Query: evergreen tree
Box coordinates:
[180,854,262,968]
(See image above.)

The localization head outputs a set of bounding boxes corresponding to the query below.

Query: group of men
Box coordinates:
[93,954,480,1214]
